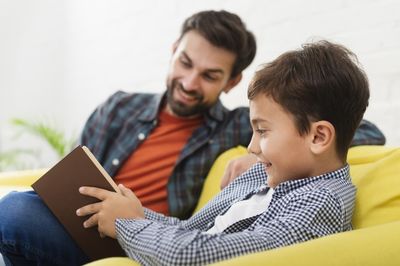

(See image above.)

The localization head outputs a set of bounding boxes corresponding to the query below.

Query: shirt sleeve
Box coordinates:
[143,208,181,225]
[79,91,127,147]
[115,188,345,265]
[232,107,252,147]
[351,119,386,146]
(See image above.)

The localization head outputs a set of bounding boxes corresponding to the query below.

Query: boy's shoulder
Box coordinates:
[283,167,356,220]
[274,166,356,208]
[295,167,355,197]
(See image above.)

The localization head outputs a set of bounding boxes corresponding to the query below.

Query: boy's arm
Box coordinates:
[143,208,182,225]
[115,187,353,265]
[143,163,267,228]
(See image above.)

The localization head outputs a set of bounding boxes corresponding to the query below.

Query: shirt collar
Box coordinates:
[137,93,164,122]
[271,164,350,196]
[137,92,227,123]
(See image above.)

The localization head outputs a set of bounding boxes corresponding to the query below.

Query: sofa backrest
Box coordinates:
[348,145,400,229]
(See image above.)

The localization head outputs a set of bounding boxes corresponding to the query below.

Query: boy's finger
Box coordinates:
[76,202,102,216]
[79,186,110,200]
[83,213,99,229]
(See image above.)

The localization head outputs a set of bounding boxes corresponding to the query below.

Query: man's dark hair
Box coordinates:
[248,40,369,160]
[180,10,256,78]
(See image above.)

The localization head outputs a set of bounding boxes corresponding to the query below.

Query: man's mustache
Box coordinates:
[174,81,203,101]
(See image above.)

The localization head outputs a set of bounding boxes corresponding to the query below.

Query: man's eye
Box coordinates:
[180,59,191,68]
[203,73,217,82]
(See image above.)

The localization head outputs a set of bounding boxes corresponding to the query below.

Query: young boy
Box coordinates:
[76,40,365,265]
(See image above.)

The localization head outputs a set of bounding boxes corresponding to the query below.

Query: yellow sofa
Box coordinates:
[1,145,400,265]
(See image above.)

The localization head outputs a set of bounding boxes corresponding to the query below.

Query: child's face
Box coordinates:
[248,94,315,188]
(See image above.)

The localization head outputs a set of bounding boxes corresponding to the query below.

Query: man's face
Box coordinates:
[248,94,315,188]
[165,30,238,117]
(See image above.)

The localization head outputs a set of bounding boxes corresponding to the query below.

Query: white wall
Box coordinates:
[1,0,399,169]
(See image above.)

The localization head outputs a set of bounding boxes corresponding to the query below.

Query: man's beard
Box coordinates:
[166,79,211,117]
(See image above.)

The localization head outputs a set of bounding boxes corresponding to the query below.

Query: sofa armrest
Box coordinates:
[0,169,48,198]
[0,169,47,186]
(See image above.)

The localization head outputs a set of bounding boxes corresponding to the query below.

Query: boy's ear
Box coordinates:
[223,73,243,93]
[309,121,335,155]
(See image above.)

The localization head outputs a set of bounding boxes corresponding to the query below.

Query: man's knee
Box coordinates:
[0,191,48,234]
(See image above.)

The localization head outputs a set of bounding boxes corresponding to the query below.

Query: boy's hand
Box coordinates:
[76,184,144,239]
[220,153,258,189]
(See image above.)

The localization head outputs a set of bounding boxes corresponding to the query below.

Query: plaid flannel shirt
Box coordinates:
[80,91,384,219]
[115,163,356,265]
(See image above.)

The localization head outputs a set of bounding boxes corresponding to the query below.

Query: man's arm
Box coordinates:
[220,153,257,189]
[351,119,386,146]
[115,188,347,265]
[79,91,127,148]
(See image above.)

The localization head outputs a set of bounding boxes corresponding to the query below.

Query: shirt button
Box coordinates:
[112,158,120,166]
[138,133,146,140]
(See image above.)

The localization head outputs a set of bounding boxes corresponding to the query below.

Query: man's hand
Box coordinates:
[76,184,144,239]
[220,153,258,189]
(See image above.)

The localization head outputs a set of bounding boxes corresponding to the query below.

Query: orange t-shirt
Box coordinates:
[114,110,203,215]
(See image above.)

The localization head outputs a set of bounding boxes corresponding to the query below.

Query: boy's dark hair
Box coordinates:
[180,10,256,78]
[248,40,369,160]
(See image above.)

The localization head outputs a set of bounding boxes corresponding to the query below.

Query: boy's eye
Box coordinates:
[255,129,267,136]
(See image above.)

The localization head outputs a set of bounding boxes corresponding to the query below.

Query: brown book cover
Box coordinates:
[32,145,126,261]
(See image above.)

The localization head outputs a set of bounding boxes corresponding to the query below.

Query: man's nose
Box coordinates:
[182,71,201,91]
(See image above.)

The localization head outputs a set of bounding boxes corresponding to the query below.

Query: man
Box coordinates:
[0,10,257,265]
[0,10,384,266]
[79,10,257,219]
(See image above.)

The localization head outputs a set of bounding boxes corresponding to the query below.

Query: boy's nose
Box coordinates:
[247,134,261,156]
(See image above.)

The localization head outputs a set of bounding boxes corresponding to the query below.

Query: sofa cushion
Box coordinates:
[212,219,400,266]
[348,145,400,229]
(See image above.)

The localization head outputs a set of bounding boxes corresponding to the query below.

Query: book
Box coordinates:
[32,145,126,261]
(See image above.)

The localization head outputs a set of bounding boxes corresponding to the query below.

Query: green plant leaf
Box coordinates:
[10,118,76,158]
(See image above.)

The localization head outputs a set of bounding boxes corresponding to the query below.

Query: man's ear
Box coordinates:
[309,121,335,155]
[222,73,243,93]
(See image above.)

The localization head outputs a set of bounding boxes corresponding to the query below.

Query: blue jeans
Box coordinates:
[0,191,89,266]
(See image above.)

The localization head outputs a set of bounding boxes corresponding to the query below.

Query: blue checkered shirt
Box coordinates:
[115,163,356,265]
[80,91,383,219]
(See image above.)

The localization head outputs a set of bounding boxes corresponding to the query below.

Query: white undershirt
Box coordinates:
[206,188,274,234]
